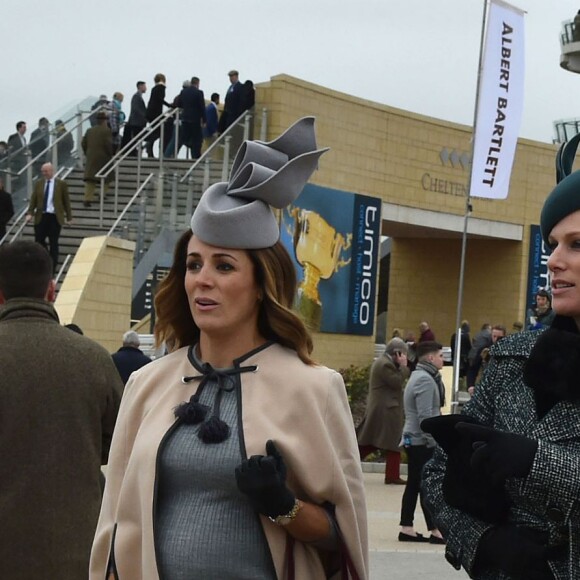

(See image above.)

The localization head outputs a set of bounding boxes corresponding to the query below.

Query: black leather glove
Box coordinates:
[456,423,538,486]
[421,414,478,454]
[422,415,511,523]
[235,440,296,518]
[476,524,554,580]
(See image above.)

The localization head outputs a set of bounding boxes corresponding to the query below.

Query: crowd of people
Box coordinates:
[3,111,580,580]
[0,68,256,213]
[86,69,255,162]
[3,117,369,580]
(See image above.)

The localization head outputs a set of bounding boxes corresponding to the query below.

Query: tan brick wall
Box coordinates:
[55,236,135,353]
[256,75,557,356]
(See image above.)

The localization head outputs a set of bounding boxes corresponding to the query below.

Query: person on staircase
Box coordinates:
[145,73,171,158]
[25,162,72,275]
[122,81,147,154]
[81,111,113,208]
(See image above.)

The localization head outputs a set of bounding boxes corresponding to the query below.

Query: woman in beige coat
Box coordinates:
[90,118,368,579]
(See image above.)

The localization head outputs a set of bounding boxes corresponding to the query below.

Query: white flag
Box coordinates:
[470,0,525,199]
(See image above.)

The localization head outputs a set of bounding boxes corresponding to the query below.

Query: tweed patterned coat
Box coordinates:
[423,323,580,580]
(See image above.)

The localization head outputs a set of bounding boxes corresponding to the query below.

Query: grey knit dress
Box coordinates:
[155,350,277,579]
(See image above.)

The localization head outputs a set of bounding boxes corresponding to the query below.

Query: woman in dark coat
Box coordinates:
[357,337,410,484]
[422,168,580,580]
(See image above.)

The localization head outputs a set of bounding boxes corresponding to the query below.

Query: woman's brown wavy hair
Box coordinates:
[154,230,315,365]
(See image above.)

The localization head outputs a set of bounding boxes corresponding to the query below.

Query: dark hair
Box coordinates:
[64,323,84,335]
[491,324,506,336]
[211,93,219,103]
[416,340,443,360]
[154,230,314,364]
[136,81,146,89]
[16,121,26,131]
[191,76,200,84]
[154,73,166,83]
[0,241,52,300]
[536,289,551,303]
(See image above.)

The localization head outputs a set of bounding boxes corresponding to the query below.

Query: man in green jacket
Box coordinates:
[25,162,72,275]
[0,241,123,579]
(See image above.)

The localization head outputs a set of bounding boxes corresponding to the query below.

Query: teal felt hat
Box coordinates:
[541,131,580,245]
[540,170,580,246]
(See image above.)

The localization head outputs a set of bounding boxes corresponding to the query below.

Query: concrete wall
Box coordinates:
[55,236,135,353]
[256,75,558,360]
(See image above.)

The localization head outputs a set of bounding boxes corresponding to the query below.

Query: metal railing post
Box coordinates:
[5,171,11,192]
[137,143,142,188]
[222,136,231,181]
[203,159,210,192]
[185,177,194,227]
[243,115,251,141]
[136,195,147,262]
[26,151,33,193]
[174,110,180,159]
[260,108,268,141]
[155,172,165,232]
[76,110,85,168]
[169,173,178,228]
[159,121,165,171]
[51,134,58,169]
[99,177,105,228]
[114,168,119,215]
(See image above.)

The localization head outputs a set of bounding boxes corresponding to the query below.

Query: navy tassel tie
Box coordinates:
[176,351,257,444]
[174,394,209,424]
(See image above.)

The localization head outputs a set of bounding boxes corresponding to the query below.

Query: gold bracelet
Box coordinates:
[270,499,303,526]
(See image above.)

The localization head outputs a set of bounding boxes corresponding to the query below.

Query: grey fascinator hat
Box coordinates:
[190,117,329,249]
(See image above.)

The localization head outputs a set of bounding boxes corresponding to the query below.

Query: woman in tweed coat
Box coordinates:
[422,169,580,580]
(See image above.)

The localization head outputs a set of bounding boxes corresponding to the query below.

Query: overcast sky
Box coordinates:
[2,0,580,144]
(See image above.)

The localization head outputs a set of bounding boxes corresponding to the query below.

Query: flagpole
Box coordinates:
[452,0,490,413]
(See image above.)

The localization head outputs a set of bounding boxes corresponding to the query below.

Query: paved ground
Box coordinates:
[364,471,469,579]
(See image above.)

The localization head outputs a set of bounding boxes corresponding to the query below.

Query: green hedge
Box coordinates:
[338,363,371,426]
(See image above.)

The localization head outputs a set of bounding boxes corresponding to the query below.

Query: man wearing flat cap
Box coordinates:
[218,69,244,133]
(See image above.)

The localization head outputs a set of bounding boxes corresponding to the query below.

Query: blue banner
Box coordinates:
[526,224,551,311]
[280,184,381,336]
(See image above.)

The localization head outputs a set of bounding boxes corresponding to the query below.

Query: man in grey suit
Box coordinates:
[25,162,72,274]
[122,81,147,153]
[7,121,28,185]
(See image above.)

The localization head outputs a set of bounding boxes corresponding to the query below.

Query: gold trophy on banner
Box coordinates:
[287,207,352,330]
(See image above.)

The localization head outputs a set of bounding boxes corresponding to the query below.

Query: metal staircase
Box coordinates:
[1,105,268,313]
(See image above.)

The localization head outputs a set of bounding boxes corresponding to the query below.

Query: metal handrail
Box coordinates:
[96,107,180,181]
[27,108,105,172]
[14,105,107,177]
[107,173,154,236]
[95,107,180,225]
[0,206,27,245]
[54,254,72,285]
[179,109,253,184]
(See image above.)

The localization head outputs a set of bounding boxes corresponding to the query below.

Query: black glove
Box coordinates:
[422,415,511,523]
[235,440,296,518]
[421,414,479,454]
[476,524,554,580]
[456,423,538,486]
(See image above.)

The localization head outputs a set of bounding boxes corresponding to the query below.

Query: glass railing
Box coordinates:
[553,118,580,143]
[561,19,580,46]
[0,97,107,212]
